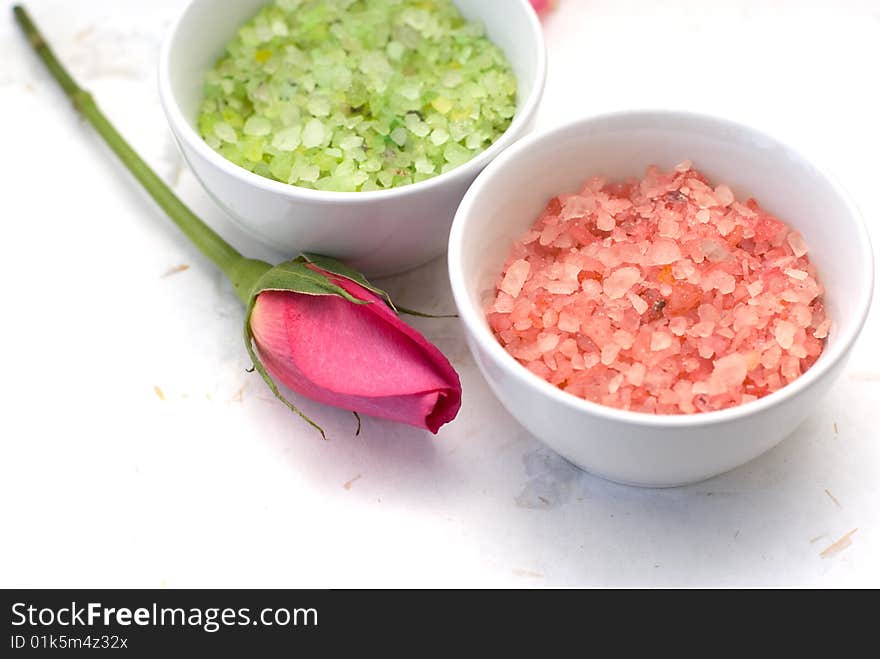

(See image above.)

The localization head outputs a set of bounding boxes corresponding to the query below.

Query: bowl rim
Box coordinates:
[448,109,875,428]
[157,0,547,203]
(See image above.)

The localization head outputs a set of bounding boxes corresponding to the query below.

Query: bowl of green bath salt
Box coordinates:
[159,0,546,276]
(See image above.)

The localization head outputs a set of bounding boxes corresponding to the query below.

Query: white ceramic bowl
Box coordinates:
[449,111,874,487]
[159,0,545,277]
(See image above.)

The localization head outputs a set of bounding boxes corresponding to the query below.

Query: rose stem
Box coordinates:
[12,5,269,301]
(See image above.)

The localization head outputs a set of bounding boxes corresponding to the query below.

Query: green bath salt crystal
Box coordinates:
[197,0,517,192]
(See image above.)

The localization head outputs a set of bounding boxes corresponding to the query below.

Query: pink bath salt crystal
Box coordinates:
[616,242,645,265]
[789,342,808,359]
[781,355,801,382]
[675,160,692,173]
[785,268,808,281]
[701,239,730,263]
[774,320,796,350]
[613,329,636,349]
[744,350,762,371]
[601,342,621,365]
[690,319,714,338]
[510,300,532,324]
[647,239,682,266]
[733,305,759,331]
[542,308,558,329]
[672,259,696,280]
[790,304,812,328]
[562,260,581,277]
[813,318,831,339]
[539,223,564,246]
[787,231,808,258]
[732,201,756,218]
[536,332,560,353]
[546,280,579,295]
[692,381,709,395]
[557,310,581,333]
[513,341,542,362]
[595,248,623,269]
[494,291,515,313]
[714,185,735,207]
[658,388,678,407]
[561,195,591,220]
[600,196,633,214]
[603,266,642,299]
[608,373,624,395]
[578,352,597,370]
[669,316,688,336]
[626,362,647,387]
[673,381,696,414]
[715,214,738,237]
[501,259,530,297]
[559,338,578,358]
[650,331,673,352]
[658,217,681,238]
[746,280,764,297]
[698,303,721,323]
[627,292,649,315]
[580,279,601,298]
[698,340,715,359]
[708,353,748,395]
[596,210,616,231]
[702,268,736,295]
[521,230,540,245]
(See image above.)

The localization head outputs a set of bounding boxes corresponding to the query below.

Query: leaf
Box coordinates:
[253,259,368,304]
[300,252,396,309]
[300,253,456,318]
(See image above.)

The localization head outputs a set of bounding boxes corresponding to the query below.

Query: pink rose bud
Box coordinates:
[250,267,462,434]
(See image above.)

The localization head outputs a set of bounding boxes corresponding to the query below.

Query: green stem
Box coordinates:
[13,5,268,300]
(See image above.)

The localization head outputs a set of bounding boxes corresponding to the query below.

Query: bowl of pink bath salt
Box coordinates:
[487,162,829,415]
[448,111,873,486]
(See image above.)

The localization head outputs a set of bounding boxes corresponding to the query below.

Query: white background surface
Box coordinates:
[1,0,878,587]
